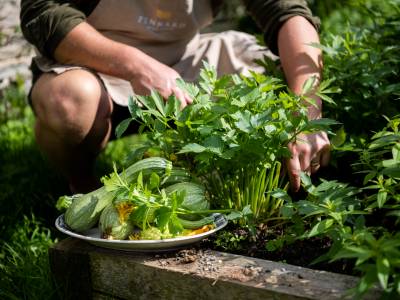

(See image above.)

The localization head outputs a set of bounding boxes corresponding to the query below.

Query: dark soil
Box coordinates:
[200,222,357,276]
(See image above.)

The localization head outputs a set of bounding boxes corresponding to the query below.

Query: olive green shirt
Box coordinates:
[20,0,320,58]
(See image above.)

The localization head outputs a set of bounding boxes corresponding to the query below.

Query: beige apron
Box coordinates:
[33,0,272,106]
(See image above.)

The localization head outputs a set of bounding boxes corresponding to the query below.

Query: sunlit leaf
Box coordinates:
[307,219,335,237]
[377,190,388,208]
[178,143,206,154]
[301,76,317,94]
[154,207,172,229]
[115,118,132,139]
[377,257,390,289]
[149,172,160,191]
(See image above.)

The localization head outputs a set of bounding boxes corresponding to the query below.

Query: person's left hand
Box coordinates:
[286,131,330,192]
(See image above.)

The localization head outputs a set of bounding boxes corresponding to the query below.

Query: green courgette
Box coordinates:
[64,157,173,232]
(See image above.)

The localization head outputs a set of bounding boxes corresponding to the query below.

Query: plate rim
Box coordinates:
[55,213,227,246]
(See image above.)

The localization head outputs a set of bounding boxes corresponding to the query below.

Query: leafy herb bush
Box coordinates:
[118,64,336,223]
[271,115,400,298]
[318,0,400,137]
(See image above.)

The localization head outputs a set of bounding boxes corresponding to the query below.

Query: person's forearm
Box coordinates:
[54,22,149,82]
[277,16,323,119]
[54,21,191,106]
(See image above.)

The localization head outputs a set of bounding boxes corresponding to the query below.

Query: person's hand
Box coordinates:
[286,131,330,192]
[128,56,192,108]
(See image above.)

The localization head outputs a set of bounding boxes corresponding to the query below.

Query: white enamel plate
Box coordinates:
[55,214,227,251]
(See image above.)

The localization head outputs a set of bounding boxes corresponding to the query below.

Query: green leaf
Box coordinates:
[176,78,200,98]
[297,200,322,215]
[333,246,374,266]
[204,136,224,155]
[386,210,400,218]
[168,214,184,235]
[226,210,242,221]
[137,172,144,190]
[270,189,292,203]
[232,111,253,133]
[318,79,342,94]
[225,206,253,222]
[392,143,400,161]
[363,171,377,185]
[171,190,185,211]
[149,172,160,191]
[307,219,334,238]
[301,76,317,94]
[303,118,340,132]
[380,159,399,168]
[331,126,347,148]
[308,42,338,56]
[382,167,400,178]
[101,172,121,192]
[128,96,142,118]
[300,173,313,192]
[377,190,388,208]
[280,205,294,218]
[56,195,78,211]
[151,90,165,117]
[376,257,390,289]
[242,205,253,216]
[154,119,166,133]
[136,94,155,110]
[315,92,336,105]
[354,216,366,230]
[356,266,378,295]
[369,134,400,150]
[130,205,153,229]
[154,207,172,229]
[165,95,177,116]
[395,275,400,296]
[126,145,150,164]
[178,143,206,154]
[115,118,132,139]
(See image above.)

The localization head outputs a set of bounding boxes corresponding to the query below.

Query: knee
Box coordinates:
[32,70,112,141]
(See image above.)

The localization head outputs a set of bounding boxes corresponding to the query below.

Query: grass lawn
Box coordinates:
[0,82,136,299]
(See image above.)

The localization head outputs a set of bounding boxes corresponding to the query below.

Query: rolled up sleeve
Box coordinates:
[242,0,320,55]
[20,0,86,58]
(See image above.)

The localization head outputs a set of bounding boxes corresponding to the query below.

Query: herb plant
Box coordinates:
[272,115,400,298]
[118,64,337,222]
[317,0,400,137]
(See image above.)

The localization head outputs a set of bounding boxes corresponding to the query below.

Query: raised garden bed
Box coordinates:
[49,238,381,299]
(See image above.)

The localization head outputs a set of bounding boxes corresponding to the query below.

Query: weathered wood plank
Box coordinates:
[90,253,302,300]
[48,239,93,300]
[50,238,381,300]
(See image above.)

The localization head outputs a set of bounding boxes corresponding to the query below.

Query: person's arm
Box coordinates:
[20,0,87,58]
[53,22,191,106]
[20,0,191,106]
[242,0,320,56]
[243,0,329,191]
[278,16,330,192]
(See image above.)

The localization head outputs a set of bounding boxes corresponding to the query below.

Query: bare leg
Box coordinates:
[31,69,113,193]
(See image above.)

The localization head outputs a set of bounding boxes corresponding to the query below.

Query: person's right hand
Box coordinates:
[128,55,192,108]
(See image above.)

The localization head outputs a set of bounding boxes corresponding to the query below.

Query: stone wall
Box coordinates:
[0,0,34,90]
